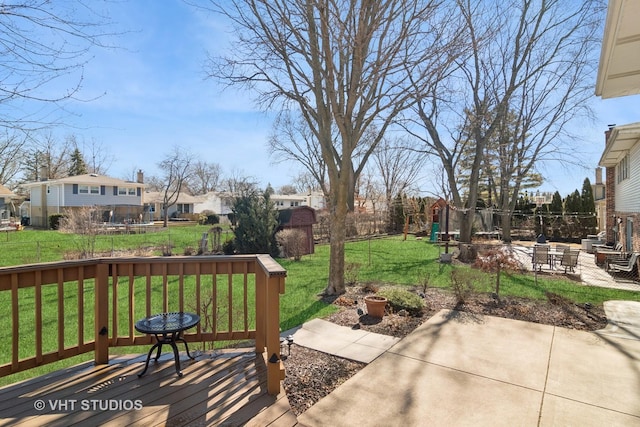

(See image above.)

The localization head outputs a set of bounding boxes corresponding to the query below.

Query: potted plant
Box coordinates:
[364,295,388,318]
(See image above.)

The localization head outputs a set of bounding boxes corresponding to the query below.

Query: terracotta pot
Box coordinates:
[364,295,388,318]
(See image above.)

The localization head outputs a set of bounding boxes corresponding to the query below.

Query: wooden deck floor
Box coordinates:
[0,349,299,426]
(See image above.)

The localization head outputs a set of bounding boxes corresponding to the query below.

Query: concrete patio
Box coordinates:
[298,309,640,426]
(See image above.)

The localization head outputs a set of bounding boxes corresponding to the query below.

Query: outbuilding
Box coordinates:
[277,206,317,255]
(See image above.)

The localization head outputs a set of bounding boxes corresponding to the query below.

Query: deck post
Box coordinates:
[265,273,285,395]
[254,269,266,354]
[95,262,109,365]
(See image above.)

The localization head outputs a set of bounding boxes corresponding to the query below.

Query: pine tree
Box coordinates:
[580,178,597,236]
[68,148,88,176]
[231,190,279,256]
[549,191,564,240]
[564,190,582,240]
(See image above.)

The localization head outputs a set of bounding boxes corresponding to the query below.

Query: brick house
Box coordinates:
[596,0,640,253]
[599,124,640,252]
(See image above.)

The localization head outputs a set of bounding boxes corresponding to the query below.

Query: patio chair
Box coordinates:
[594,242,624,265]
[532,245,550,271]
[553,244,570,266]
[560,249,580,273]
[607,252,639,274]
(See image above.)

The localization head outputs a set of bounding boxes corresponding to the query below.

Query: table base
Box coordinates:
[138,331,195,378]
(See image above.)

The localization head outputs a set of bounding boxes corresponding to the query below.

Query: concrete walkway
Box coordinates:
[289,318,401,363]
[297,309,640,427]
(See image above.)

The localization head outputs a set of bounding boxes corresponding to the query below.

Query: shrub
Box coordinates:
[344,262,361,285]
[161,243,173,256]
[450,268,476,305]
[360,281,379,293]
[58,207,100,259]
[222,239,235,255]
[378,288,424,316]
[474,246,522,299]
[49,214,65,230]
[275,228,306,261]
[199,211,220,225]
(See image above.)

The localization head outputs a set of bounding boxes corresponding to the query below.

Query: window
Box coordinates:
[118,186,137,196]
[177,204,190,214]
[618,154,630,183]
[79,185,100,194]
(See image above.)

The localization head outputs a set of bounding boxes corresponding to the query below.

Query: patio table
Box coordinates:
[135,311,200,377]
[527,249,569,270]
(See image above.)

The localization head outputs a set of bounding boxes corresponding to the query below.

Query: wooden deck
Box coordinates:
[0,349,299,426]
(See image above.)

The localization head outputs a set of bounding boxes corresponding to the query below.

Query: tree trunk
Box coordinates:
[501,211,512,243]
[459,210,473,244]
[324,185,349,295]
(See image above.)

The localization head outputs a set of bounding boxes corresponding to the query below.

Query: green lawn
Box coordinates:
[1,231,638,387]
[0,225,234,266]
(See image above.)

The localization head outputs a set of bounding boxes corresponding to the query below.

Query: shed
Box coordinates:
[277,206,317,255]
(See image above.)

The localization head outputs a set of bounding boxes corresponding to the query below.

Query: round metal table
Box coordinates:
[134,312,200,377]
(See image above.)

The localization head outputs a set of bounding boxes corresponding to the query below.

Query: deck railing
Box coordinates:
[0,255,286,394]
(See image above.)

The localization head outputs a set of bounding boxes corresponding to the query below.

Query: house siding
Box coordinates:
[45,184,64,213]
[615,142,640,212]
[63,184,143,207]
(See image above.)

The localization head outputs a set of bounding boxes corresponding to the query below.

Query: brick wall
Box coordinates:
[604,129,616,244]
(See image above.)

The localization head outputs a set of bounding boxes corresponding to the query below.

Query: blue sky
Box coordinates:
[52,0,639,197]
[62,0,286,187]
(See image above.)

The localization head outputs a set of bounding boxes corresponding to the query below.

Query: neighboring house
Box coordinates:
[144,191,200,221]
[272,194,307,210]
[21,173,146,228]
[193,192,233,221]
[0,184,18,220]
[272,192,326,211]
[596,0,640,252]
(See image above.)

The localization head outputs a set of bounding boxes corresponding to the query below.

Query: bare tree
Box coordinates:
[278,184,298,195]
[292,171,324,194]
[220,168,259,196]
[0,130,28,186]
[404,0,602,245]
[143,176,165,192]
[372,136,426,229]
[80,137,114,175]
[205,0,459,295]
[156,146,194,227]
[186,160,222,195]
[268,111,329,198]
[22,132,74,181]
[0,1,114,131]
